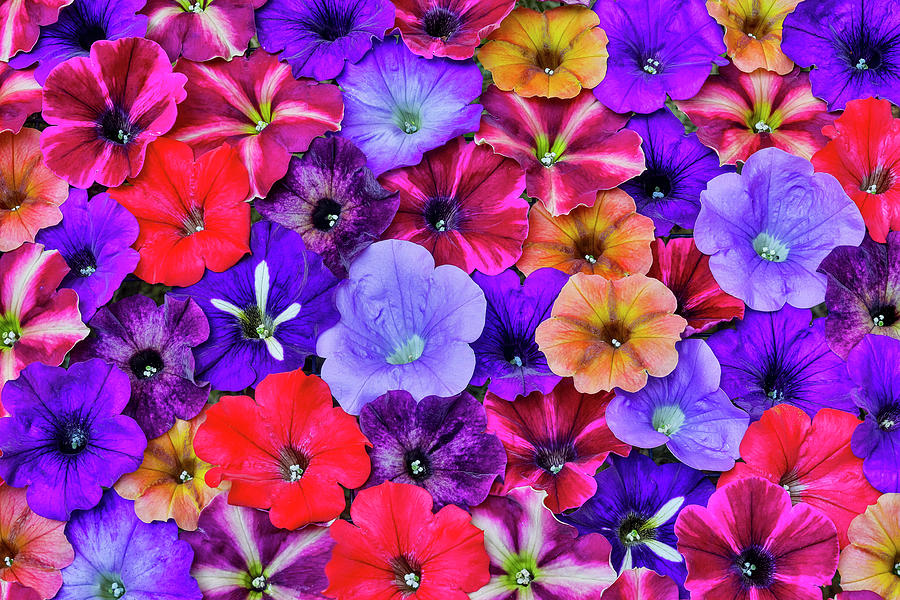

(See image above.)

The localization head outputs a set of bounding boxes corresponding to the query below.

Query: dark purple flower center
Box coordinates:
[390,554,422,593]
[638,170,672,200]
[301,0,360,42]
[835,24,892,73]
[734,545,775,588]
[422,7,462,40]
[97,107,142,146]
[76,23,107,51]
[55,419,90,456]
[66,247,98,277]
[875,404,900,431]
[758,355,801,407]
[129,348,164,380]
[870,304,899,328]
[424,196,462,233]
[51,3,110,52]
[637,51,663,75]
[311,197,342,231]
[501,337,539,369]
[404,448,431,481]
[278,446,310,482]
[535,440,576,475]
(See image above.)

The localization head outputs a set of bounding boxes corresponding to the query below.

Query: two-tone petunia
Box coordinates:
[142,0,256,62]
[706,0,801,74]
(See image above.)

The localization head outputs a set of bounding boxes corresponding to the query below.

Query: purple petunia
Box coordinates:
[607,339,748,472]
[0,360,146,520]
[316,239,486,414]
[695,147,866,311]
[71,294,210,440]
[359,390,506,509]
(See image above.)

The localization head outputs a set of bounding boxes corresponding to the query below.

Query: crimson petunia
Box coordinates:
[394,0,514,60]
[0,0,72,61]
[0,65,41,135]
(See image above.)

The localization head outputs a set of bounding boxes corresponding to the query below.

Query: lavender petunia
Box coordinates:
[59,491,199,600]
[180,494,334,600]
[337,37,483,175]
[707,305,856,420]
[0,360,146,520]
[316,239,486,414]
[171,221,340,392]
[622,110,733,236]
[470,268,567,401]
[256,0,394,81]
[359,390,506,509]
[607,339,749,472]
[71,294,210,439]
[695,147,866,312]
[256,136,400,278]
[34,189,139,320]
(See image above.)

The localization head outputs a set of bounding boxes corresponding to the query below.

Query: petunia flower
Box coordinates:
[478,5,608,99]
[337,37,482,176]
[194,368,370,530]
[622,110,733,236]
[114,414,222,531]
[705,0,801,74]
[0,243,88,397]
[469,487,617,600]
[675,477,840,600]
[836,593,884,600]
[839,493,900,598]
[0,129,68,252]
[0,65,41,133]
[35,189,139,321]
[602,568,680,600]
[707,306,855,420]
[782,0,900,110]
[359,390,506,510]
[608,339,749,472]
[142,0,254,62]
[718,404,880,548]
[0,360,146,520]
[316,239,486,414]
[516,189,654,279]
[169,50,343,199]
[818,233,900,358]
[394,0,514,60]
[0,582,40,600]
[676,65,834,165]
[647,237,745,336]
[59,491,200,600]
[256,0,394,80]
[172,221,339,392]
[0,0,71,61]
[108,137,250,287]
[536,272,686,394]
[476,86,645,216]
[7,0,147,84]
[847,335,900,494]
[380,137,529,275]
[591,0,727,114]
[180,494,334,600]
[561,453,715,595]
[72,294,210,440]
[470,268,568,400]
[39,36,187,189]
[484,379,631,513]
[0,484,73,599]
[812,97,900,244]
[323,482,490,600]
[695,147,866,312]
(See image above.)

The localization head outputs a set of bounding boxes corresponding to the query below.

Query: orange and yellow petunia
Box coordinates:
[706,0,801,74]
[838,493,900,599]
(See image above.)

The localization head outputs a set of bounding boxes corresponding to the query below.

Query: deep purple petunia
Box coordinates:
[0,359,146,520]
[180,494,334,600]
[316,239,486,414]
[560,452,715,596]
[7,0,148,84]
[781,0,900,110]
[255,135,400,278]
[695,147,866,312]
[470,268,568,401]
[59,491,200,600]
[71,294,210,439]
[607,339,749,472]
[590,0,727,114]
[622,110,733,236]
[171,221,340,392]
[358,390,506,509]
[337,37,483,175]
[707,305,856,420]
[255,0,394,81]
[848,334,900,494]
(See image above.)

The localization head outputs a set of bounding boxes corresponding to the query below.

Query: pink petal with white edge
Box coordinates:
[0,64,40,134]
[0,0,72,61]
[143,0,255,62]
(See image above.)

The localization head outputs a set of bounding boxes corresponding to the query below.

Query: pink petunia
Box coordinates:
[393,0,515,59]
[0,65,41,134]
[142,0,256,62]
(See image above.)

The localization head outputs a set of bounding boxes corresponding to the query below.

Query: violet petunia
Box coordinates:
[71,294,210,440]
[359,390,506,510]
[607,339,749,472]
[316,239,486,414]
[695,147,865,312]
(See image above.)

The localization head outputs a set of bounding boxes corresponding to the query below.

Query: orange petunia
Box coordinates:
[114,413,223,531]
[706,0,801,74]
[535,272,686,393]
[516,188,654,278]
[477,5,608,99]
[838,493,900,599]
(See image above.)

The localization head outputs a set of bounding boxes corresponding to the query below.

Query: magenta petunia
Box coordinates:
[393,0,515,59]
[0,0,73,61]
[141,0,255,62]
[0,64,41,134]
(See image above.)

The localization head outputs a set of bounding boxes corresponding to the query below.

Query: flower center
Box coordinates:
[177,469,194,483]
[422,7,461,40]
[619,513,655,546]
[3,556,12,567]
[76,23,107,51]
[129,348,164,380]
[0,189,26,211]
[278,446,309,482]
[651,405,686,436]
[534,47,562,73]
[56,420,90,455]
[875,405,900,431]
[387,334,426,365]
[861,168,893,195]
[502,553,540,590]
[778,471,806,504]
[601,321,631,349]
[106,581,126,599]
[754,120,773,133]
[752,232,789,262]
[303,0,358,41]
[181,208,205,236]
[311,197,342,231]
[395,109,421,134]
[535,440,576,475]
[639,171,672,200]
[424,196,461,233]
[391,555,422,593]
[404,449,431,482]
[250,574,268,592]
[734,545,775,587]
[641,56,662,74]
[67,247,98,277]
[0,329,19,349]
[98,108,141,146]
[893,559,900,577]
[870,304,899,328]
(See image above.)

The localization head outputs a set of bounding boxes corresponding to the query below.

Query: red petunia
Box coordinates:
[108,136,250,287]
[193,368,370,530]
[0,64,41,134]
[324,481,490,600]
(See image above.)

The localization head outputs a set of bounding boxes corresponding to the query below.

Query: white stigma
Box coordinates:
[652,186,665,199]
[625,529,641,543]
[187,1,203,11]
[741,562,757,577]
[894,562,900,576]
[142,365,158,378]
[409,459,425,475]
[178,470,193,483]
[866,184,879,194]
[881,418,897,429]
[642,58,660,74]
[540,151,557,167]
[109,582,125,598]
[747,32,757,39]
[435,219,447,232]
[9,205,19,211]
[874,314,886,327]
[3,556,12,567]
[584,254,597,264]
[656,423,672,435]
[767,389,784,401]
[610,338,622,348]
[255,120,267,132]
[80,265,97,276]
[1,330,19,346]
[117,129,131,144]
[515,569,533,586]
[403,121,418,134]
[326,213,339,227]
[549,464,563,474]
[288,464,304,482]
[856,58,868,70]
[759,246,780,261]
[69,431,87,451]
[194,224,204,232]
[544,67,555,75]
[251,576,267,590]
[404,573,420,589]
[754,121,771,133]
[509,355,523,367]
